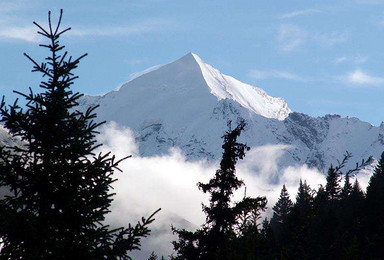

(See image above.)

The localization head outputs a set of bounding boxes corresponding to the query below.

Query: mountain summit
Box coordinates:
[173,53,290,120]
[81,53,290,125]
[78,53,384,170]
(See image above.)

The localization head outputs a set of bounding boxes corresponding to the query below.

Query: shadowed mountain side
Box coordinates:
[77,53,383,172]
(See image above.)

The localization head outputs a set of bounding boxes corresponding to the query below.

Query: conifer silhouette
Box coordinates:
[0,10,159,260]
[172,120,266,260]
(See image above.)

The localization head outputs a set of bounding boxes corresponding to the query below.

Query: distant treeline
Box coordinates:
[252,152,384,260]
[168,126,384,259]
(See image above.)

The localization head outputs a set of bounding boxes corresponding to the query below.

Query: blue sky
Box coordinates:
[2,0,384,125]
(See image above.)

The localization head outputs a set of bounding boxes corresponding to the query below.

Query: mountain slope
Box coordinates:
[77,53,383,171]
[192,53,290,120]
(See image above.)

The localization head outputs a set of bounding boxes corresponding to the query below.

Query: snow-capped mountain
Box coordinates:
[76,53,383,172]
[0,125,17,148]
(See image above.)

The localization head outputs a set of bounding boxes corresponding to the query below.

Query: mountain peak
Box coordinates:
[173,52,200,65]
[185,53,291,120]
[98,53,291,121]
[178,52,200,60]
[75,53,384,172]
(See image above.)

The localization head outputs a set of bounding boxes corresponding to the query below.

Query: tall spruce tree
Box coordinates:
[341,173,353,200]
[294,179,312,215]
[284,180,313,260]
[364,152,384,258]
[350,179,364,201]
[0,10,158,259]
[271,185,293,226]
[366,152,384,203]
[325,152,371,201]
[172,120,267,260]
[270,184,293,248]
[325,166,341,201]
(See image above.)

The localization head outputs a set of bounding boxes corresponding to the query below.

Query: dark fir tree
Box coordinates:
[172,121,267,260]
[282,179,313,259]
[0,10,159,260]
[271,185,293,227]
[350,178,364,201]
[337,177,364,259]
[341,173,353,200]
[341,177,364,224]
[270,184,293,249]
[325,153,353,202]
[326,152,371,201]
[366,152,384,203]
[265,153,372,260]
[325,166,341,201]
[294,179,312,216]
[364,152,384,258]
[255,218,275,259]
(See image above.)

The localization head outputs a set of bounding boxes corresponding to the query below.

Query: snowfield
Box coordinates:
[77,53,383,172]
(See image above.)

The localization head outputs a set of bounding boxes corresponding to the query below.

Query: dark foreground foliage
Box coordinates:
[172,121,267,260]
[172,129,384,260]
[0,10,158,260]
[251,152,384,260]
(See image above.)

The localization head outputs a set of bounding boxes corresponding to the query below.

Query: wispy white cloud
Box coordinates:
[333,55,368,65]
[314,31,349,46]
[0,18,173,43]
[279,9,322,19]
[69,19,172,37]
[277,24,348,52]
[249,69,307,82]
[277,24,307,51]
[345,69,384,86]
[334,57,348,64]
[0,2,28,13]
[355,57,368,64]
[0,1,40,42]
[0,25,39,43]
[127,64,164,82]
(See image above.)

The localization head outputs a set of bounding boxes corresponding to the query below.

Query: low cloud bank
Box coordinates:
[96,122,373,258]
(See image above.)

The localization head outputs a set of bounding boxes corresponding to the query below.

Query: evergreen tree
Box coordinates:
[310,155,370,259]
[294,179,312,215]
[363,152,384,258]
[172,120,267,260]
[341,173,353,199]
[283,180,313,259]
[308,185,333,257]
[271,185,293,226]
[255,218,275,260]
[337,177,364,259]
[269,154,372,259]
[270,184,293,251]
[350,179,364,201]
[325,166,341,201]
[0,10,158,259]
[366,152,384,203]
[326,152,371,201]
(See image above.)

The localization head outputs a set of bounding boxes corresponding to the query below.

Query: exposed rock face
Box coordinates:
[43,53,384,171]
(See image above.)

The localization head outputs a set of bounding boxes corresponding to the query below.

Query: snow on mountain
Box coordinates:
[77,53,383,172]
[0,125,18,148]
[192,53,291,120]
